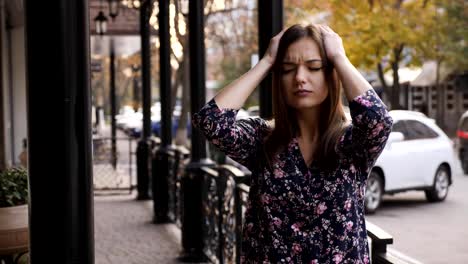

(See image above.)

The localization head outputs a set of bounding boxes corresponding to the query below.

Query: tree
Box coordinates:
[413,0,468,125]
[287,0,434,109]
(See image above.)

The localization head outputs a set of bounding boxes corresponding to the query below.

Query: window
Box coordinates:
[404,120,439,140]
[459,116,468,131]
[392,121,409,140]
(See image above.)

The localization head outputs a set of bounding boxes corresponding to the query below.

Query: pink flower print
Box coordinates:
[292,243,302,254]
[291,223,301,232]
[246,222,254,232]
[315,202,328,215]
[273,168,286,178]
[310,260,319,264]
[344,199,352,211]
[371,123,384,137]
[356,97,373,107]
[364,255,370,264]
[350,164,356,174]
[272,217,282,228]
[346,221,354,231]
[273,239,280,248]
[369,145,380,153]
[333,253,343,263]
[260,194,271,205]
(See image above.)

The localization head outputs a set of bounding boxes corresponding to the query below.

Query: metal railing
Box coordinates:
[92,137,136,194]
[163,147,416,264]
[168,146,190,228]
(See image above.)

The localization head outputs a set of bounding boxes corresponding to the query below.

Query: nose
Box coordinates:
[295,66,306,85]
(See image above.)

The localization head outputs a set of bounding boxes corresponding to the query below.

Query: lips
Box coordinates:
[294,89,312,96]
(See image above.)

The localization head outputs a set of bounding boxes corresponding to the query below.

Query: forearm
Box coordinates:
[214,58,273,110]
[333,56,373,101]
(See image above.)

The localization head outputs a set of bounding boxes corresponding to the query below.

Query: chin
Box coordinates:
[287,98,324,110]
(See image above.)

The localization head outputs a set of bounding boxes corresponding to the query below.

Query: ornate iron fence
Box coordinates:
[92,137,136,194]
[168,146,190,228]
[165,149,413,263]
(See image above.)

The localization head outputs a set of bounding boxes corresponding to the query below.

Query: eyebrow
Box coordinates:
[282,59,322,65]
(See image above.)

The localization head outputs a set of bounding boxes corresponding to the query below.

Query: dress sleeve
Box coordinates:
[192,98,270,168]
[337,89,394,176]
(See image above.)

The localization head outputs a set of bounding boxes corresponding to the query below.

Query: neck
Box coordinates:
[295,107,320,142]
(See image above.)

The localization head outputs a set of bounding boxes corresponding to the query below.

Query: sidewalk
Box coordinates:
[94,192,182,264]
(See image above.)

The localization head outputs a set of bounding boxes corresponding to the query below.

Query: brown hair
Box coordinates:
[263,24,348,170]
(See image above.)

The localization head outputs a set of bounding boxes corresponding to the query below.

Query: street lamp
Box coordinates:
[108,0,120,20]
[94,10,108,35]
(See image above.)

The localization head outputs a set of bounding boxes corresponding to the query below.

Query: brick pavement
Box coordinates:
[94,192,185,264]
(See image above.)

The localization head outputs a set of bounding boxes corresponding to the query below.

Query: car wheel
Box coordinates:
[425,165,450,202]
[365,171,384,214]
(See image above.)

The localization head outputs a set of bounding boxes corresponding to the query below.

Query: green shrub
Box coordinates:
[0,167,28,207]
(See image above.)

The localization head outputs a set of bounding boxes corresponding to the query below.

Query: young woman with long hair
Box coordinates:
[192,24,393,263]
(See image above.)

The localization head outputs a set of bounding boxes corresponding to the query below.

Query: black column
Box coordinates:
[258,0,283,119]
[180,0,214,261]
[132,64,140,112]
[110,37,117,169]
[24,0,94,263]
[136,0,154,200]
[153,0,174,223]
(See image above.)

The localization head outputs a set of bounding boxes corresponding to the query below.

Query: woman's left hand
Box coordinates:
[319,25,347,65]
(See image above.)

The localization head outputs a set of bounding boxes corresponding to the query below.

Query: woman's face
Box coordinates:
[280,37,328,110]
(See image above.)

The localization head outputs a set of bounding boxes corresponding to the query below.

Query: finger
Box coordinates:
[318,24,328,31]
[276,27,288,37]
[324,25,336,34]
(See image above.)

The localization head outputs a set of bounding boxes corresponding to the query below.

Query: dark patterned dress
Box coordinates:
[192,89,393,263]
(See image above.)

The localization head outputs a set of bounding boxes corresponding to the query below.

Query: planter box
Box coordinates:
[0,204,29,255]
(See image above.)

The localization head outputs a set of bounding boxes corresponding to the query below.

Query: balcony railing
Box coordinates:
[167,146,415,264]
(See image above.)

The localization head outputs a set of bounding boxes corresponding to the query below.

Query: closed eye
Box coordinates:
[282,68,295,74]
[308,67,322,72]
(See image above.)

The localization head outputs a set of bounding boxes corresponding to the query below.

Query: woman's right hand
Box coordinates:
[263,28,287,66]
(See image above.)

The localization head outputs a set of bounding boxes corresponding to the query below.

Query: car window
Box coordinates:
[459,116,468,131]
[392,121,409,140]
[404,120,439,140]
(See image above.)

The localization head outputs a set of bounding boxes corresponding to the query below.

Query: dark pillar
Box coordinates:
[179,0,215,261]
[132,64,140,112]
[136,0,154,200]
[153,0,173,223]
[0,1,4,171]
[258,0,283,119]
[24,0,94,263]
[110,37,117,168]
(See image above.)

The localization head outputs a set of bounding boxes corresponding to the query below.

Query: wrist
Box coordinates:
[261,56,275,67]
[330,54,349,68]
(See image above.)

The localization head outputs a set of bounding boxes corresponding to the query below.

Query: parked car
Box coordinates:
[151,117,192,138]
[456,110,468,174]
[365,110,455,213]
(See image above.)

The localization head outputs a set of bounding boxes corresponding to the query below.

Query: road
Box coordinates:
[366,156,468,263]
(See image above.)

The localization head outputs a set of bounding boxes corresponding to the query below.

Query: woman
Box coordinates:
[192,24,393,263]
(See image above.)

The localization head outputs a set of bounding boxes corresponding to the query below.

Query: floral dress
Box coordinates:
[192,89,393,263]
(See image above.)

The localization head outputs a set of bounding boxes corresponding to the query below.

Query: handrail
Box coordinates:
[217,164,245,177]
[366,220,394,264]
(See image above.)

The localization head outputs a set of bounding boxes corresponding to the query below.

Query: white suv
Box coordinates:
[365,110,455,213]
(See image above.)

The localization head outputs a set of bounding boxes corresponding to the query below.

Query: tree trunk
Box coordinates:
[436,59,444,129]
[391,61,401,110]
[390,46,404,110]
[377,62,389,104]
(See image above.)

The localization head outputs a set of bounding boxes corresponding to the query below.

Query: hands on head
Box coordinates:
[263,24,347,67]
